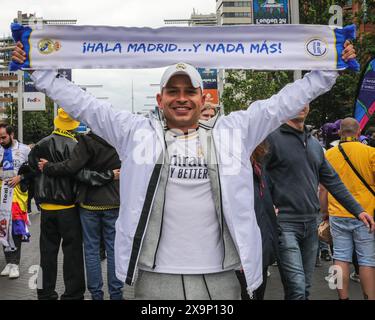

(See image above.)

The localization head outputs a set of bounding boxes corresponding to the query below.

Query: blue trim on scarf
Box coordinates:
[334,24,360,72]
[3,147,14,171]
[9,23,32,71]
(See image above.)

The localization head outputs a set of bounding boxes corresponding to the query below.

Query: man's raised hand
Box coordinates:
[342,40,356,62]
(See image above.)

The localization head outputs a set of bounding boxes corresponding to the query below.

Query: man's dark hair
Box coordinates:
[0,123,15,135]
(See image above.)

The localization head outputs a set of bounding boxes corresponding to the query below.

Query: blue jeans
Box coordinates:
[330,216,375,267]
[80,208,123,300]
[277,220,318,300]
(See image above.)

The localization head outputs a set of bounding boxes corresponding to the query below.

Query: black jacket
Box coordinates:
[265,124,364,222]
[252,162,279,268]
[18,162,34,193]
[43,132,120,207]
[28,132,78,205]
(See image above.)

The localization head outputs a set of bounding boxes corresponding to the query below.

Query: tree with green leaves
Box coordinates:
[221,70,292,114]
[221,0,375,130]
[6,96,55,144]
[300,0,375,129]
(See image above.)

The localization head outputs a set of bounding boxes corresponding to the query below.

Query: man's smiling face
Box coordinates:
[157,74,205,132]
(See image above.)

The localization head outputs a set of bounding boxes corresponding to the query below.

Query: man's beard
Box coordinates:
[2,137,13,149]
[290,117,305,124]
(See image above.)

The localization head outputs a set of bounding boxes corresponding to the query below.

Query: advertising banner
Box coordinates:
[253,0,289,25]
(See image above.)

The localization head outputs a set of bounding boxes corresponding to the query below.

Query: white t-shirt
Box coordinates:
[0,140,31,179]
[153,130,224,274]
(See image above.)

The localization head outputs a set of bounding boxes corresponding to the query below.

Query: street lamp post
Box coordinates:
[16,12,23,142]
[54,84,104,119]
[17,70,23,141]
[290,0,302,80]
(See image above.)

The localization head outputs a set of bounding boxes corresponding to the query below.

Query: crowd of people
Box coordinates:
[0,40,373,300]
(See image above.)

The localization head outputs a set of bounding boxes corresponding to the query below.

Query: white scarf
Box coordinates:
[10,23,359,71]
[0,184,15,250]
[0,146,16,251]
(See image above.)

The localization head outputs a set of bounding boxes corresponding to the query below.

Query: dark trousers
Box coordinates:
[37,207,85,300]
[235,267,268,300]
[3,234,23,265]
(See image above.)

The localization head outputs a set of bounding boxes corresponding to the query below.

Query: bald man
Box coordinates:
[323,117,375,300]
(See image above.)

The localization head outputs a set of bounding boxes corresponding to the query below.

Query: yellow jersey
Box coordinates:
[325,141,375,218]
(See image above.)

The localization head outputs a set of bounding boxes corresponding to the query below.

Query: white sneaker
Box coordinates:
[9,264,19,279]
[0,264,12,276]
[349,271,360,283]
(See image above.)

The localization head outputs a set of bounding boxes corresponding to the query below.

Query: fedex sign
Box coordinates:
[23,92,45,111]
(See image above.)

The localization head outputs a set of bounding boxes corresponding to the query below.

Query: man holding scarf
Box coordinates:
[0,124,31,279]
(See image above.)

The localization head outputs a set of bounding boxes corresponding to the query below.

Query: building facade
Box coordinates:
[164,11,217,26]
[0,72,17,121]
[0,35,17,121]
[344,0,374,34]
[216,0,253,25]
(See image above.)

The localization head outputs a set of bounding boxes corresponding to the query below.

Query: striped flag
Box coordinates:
[353,57,375,131]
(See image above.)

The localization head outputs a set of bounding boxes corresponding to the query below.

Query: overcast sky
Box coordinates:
[1,0,216,112]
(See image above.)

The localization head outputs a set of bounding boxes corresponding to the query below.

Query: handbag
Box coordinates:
[318,220,332,244]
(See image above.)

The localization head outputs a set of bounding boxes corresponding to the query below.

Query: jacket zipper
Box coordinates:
[216,162,226,270]
[128,116,167,285]
[128,164,163,285]
[152,138,170,269]
[152,165,169,269]
[210,130,226,270]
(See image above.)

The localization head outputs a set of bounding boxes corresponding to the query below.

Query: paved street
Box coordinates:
[0,211,363,300]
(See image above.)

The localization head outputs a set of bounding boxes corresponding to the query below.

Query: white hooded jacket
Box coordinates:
[31,69,338,296]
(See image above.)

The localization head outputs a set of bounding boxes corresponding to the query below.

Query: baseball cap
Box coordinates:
[160,62,203,92]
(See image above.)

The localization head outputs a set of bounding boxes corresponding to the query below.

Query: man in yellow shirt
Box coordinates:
[324,117,375,300]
